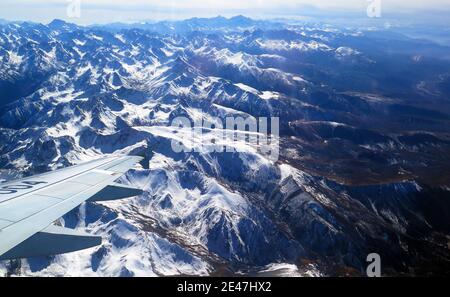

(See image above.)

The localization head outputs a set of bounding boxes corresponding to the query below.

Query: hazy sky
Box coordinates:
[1,0,449,24]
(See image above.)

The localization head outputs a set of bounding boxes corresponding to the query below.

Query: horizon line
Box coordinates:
[2,9,450,27]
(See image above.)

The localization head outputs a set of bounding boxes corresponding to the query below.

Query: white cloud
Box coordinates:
[12,0,449,10]
[0,0,449,24]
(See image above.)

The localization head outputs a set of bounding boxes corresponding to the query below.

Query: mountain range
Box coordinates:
[0,16,450,276]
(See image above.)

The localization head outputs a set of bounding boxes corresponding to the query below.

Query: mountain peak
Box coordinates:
[229,15,252,21]
[229,15,254,24]
[47,19,77,30]
[48,19,67,26]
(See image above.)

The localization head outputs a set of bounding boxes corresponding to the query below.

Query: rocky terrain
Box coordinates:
[0,16,450,276]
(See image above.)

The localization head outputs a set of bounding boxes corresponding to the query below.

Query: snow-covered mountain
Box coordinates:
[1,17,450,276]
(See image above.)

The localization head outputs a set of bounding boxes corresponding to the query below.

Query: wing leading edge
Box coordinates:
[0,155,143,260]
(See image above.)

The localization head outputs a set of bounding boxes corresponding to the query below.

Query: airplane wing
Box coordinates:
[0,155,143,260]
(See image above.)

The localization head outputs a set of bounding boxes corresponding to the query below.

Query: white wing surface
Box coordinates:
[0,155,143,260]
